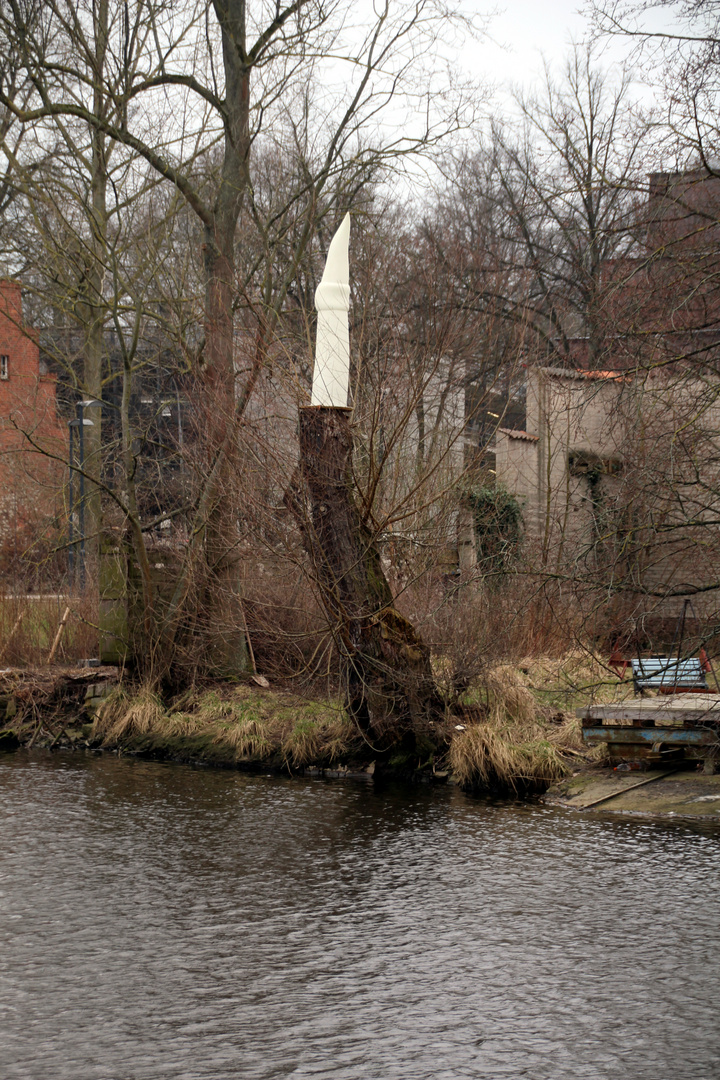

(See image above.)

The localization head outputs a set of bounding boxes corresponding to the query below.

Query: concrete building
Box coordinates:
[486,169,720,634]
[494,366,625,554]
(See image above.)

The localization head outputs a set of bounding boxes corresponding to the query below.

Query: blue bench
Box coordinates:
[631,658,708,694]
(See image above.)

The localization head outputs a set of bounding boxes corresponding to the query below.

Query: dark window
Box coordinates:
[0,355,8,379]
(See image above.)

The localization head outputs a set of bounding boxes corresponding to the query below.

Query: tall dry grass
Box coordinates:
[92,684,166,741]
[390,573,583,707]
[0,592,98,666]
[92,683,356,768]
[448,663,584,792]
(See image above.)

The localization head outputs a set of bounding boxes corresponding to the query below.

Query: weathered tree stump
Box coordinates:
[287,406,443,744]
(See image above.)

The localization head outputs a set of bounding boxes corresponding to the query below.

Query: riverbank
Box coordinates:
[0,654,642,790]
[545,768,720,820]
[0,668,376,776]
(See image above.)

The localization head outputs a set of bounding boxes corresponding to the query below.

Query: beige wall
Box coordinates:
[500,367,624,551]
[494,431,540,535]
[494,365,720,622]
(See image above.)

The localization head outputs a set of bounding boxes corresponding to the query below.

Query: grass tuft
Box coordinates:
[222,716,274,760]
[449,662,583,792]
[94,685,165,742]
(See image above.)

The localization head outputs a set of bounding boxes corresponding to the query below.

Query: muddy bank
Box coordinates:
[0,667,452,784]
[0,665,121,749]
[5,667,719,815]
[0,663,588,791]
[545,768,720,820]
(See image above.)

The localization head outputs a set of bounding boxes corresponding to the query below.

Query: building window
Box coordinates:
[0,355,7,380]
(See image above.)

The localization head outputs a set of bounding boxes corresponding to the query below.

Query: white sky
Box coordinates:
[463,0,684,95]
[471,0,590,88]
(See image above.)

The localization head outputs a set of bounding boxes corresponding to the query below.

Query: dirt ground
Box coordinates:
[545,768,720,820]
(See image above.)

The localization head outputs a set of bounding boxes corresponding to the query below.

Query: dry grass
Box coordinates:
[0,592,98,666]
[223,716,274,759]
[89,654,600,790]
[449,661,586,792]
[82,639,629,791]
[92,683,356,767]
[93,685,166,741]
[414,576,581,685]
[518,650,634,710]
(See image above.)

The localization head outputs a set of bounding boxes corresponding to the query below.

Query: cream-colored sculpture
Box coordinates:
[311,213,351,407]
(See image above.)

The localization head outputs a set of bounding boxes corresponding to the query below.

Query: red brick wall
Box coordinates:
[565,170,720,371]
[0,280,67,550]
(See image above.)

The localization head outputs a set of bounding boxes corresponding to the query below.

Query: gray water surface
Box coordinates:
[1,750,719,1080]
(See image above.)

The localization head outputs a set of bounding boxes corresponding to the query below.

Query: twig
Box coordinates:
[580,769,679,809]
[49,719,68,749]
[238,597,257,675]
[27,715,44,749]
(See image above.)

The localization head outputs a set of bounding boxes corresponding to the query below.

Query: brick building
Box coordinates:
[571,167,720,373]
[0,280,67,562]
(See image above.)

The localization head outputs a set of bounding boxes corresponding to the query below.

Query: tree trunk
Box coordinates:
[288,406,443,744]
[77,0,109,593]
[188,220,248,675]
[191,18,252,676]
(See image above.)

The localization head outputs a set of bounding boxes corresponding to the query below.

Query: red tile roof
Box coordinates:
[497,428,539,442]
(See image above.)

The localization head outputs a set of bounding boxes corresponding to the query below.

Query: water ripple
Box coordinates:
[0,751,719,1079]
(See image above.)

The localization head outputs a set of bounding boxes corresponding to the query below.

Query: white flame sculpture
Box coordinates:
[311,213,351,407]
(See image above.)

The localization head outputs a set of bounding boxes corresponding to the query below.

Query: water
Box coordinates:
[1,751,719,1080]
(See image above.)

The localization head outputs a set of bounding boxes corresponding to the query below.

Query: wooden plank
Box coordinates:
[579,693,720,724]
[582,725,719,746]
[47,606,71,663]
[576,770,680,809]
[581,707,717,724]
[545,771,720,818]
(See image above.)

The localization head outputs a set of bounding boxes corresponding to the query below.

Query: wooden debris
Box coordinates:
[47,606,72,663]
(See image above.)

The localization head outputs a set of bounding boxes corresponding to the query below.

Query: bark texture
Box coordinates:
[288,406,443,743]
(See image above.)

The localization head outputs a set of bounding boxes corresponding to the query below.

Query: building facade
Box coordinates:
[487,170,720,636]
[0,280,66,561]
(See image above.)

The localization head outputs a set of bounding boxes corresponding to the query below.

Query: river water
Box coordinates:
[1,751,719,1080]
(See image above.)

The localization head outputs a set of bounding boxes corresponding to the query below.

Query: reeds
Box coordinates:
[0,592,98,666]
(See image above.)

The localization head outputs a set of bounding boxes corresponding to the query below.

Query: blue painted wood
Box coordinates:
[583,726,717,745]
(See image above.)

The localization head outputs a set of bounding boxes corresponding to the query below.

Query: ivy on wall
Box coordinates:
[465,484,523,577]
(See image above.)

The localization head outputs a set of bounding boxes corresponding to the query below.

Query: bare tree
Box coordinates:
[431,45,650,372]
[592,1,720,165]
[0,0,484,681]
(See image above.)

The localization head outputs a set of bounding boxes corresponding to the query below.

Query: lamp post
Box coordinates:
[67,398,102,591]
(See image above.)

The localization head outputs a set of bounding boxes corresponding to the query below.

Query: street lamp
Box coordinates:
[67,398,103,591]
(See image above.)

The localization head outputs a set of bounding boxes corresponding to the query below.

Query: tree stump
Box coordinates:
[287,406,442,744]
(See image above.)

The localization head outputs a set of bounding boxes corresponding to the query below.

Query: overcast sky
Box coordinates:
[472,0,590,87]
[467,0,683,93]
